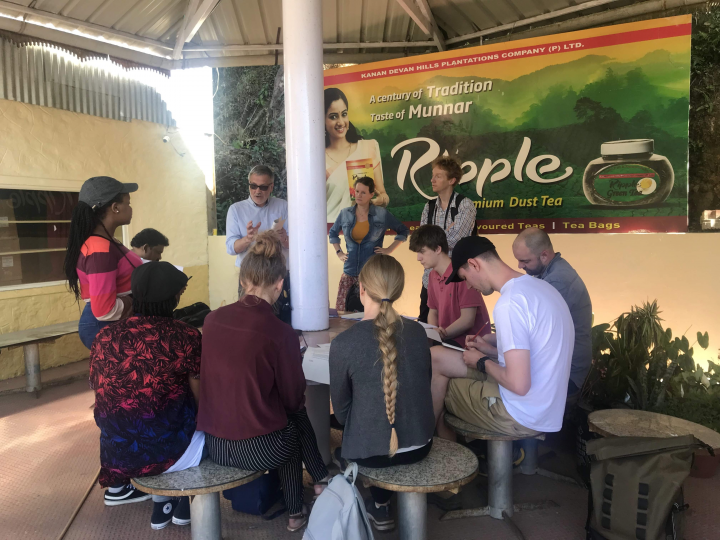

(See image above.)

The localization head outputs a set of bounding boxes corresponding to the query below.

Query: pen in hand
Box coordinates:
[465,321,489,350]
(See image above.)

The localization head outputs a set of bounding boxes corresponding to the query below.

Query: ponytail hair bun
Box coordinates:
[239,230,286,291]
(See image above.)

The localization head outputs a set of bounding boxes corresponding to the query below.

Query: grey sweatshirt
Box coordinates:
[329,319,435,460]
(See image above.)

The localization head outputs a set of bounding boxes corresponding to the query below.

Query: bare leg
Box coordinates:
[431,346,469,441]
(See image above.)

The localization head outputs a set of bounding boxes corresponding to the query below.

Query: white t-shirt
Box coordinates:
[494,274,574,432]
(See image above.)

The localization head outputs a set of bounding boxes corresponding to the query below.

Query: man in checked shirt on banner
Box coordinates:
[418,156,477,323]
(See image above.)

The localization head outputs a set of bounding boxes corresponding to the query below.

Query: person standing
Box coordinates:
[409,225,490,348]
[512,227,592,395]
[418,156,477,323]
[330,255,435,532]
[225,165,290,318]
[64,176,142,349]
[429,236,574,441]
[329,177,409,312]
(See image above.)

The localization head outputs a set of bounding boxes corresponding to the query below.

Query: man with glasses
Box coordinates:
[226,166,290,305]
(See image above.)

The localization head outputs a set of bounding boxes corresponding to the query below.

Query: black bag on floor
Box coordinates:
[345,282,363,313]
[585,435,711,540]
[223,470,283,517]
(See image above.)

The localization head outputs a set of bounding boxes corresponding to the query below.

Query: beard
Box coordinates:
[524,264,545,277]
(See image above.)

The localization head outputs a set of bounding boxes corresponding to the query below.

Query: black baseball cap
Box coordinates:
[132,262,189,303]
[446,236,497,284]
[79,176,138,209]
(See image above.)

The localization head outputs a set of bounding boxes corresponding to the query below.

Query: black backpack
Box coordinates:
[427,193,477,236]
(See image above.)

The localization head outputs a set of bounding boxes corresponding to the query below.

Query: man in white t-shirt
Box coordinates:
[430,236,574,440]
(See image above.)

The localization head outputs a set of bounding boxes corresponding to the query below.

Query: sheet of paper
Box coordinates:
[401,315,437,329]
[340,312,364,320]
[424,327,443,342]
[302,343,331,385]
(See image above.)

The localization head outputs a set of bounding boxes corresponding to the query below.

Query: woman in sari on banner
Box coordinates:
[325,88,389,223]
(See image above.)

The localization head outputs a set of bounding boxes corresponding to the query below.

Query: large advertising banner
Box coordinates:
[323,16,691,234]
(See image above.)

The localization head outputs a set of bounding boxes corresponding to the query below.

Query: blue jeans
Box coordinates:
[78,303,112,350]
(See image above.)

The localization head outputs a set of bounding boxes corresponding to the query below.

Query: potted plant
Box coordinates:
[576,301,718,478]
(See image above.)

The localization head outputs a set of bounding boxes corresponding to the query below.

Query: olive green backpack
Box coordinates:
[585,435,712,540]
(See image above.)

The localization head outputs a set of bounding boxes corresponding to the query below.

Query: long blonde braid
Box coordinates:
[358,254,405,457]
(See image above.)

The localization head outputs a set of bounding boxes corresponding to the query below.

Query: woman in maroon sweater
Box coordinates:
[197,231,329,532]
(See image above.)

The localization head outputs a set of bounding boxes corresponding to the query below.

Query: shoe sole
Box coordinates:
[151,519,172,530]
[368,515,395,531]
[172,517,191,526]
[104,494,152,506]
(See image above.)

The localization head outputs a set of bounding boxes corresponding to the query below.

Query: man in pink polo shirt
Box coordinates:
[410,225,490,348]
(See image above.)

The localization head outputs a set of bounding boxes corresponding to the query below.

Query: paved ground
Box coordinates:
[2,378,718,540]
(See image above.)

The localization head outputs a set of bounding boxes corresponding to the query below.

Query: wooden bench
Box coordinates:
[0,321,79,397]
[357,437,478,540]
[441,413,561,538]
[131,459,264,540]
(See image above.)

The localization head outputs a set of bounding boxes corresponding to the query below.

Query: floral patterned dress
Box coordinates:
[89,315,202,487]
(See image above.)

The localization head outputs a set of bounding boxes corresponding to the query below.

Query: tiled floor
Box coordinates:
[2,379,718,540]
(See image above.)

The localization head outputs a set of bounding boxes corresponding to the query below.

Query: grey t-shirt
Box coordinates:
[329,319,435,460]
[540,254,593,389]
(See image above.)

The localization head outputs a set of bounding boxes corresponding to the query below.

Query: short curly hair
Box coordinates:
[431,156,463,186]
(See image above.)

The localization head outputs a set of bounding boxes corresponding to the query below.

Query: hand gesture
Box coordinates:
[246,221,261,242]
[374,247,391,255]
[276,227,289,248]
[466,334,496,356]
[437,327,448,339]
[337,250,348,262]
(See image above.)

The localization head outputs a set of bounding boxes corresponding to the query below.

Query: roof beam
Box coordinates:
[181,0,220,45]
[415,0,445,51]
[183,41,436,52]
[394,0,432,36]
[172,0,199,60]
[0,0,172,53]
[445,0,626,45]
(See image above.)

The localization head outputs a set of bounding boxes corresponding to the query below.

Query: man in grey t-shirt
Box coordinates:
[512,228,592,395]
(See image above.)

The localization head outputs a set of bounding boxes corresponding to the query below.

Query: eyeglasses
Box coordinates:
[249,183,272,191]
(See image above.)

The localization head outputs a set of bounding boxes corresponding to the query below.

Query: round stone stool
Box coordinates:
[132,459,264,540]
[357,437,478,540]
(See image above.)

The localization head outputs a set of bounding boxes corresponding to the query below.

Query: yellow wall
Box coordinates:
[209,232,720,368]
[0,99,209,380]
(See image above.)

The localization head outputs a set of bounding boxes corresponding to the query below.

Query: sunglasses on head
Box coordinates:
[249,183,272,191]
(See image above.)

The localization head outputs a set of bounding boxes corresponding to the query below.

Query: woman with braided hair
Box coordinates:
[329,254,435,532]
[63,177,142,349]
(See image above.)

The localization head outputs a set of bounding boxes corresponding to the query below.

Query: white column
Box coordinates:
[283,0,329,331]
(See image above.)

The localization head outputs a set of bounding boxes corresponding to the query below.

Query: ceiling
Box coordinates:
[0,0,707,70]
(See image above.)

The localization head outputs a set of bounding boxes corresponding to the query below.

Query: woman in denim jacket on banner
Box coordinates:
[329,177,409,312]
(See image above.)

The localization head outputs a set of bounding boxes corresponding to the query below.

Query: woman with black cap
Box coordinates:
[89,262,203,530]
[63,176,142,349]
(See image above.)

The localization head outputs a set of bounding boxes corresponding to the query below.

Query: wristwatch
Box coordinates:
[336,249,342,254]
[476,356,490,373]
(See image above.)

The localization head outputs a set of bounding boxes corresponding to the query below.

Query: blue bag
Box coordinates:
[222,470,283,517]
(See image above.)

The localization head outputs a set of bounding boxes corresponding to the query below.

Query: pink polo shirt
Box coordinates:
[427,262,491,347]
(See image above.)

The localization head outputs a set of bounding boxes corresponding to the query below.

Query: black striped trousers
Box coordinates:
[205,408,328,514]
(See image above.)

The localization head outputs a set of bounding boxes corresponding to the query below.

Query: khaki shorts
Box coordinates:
[445,369,541,438]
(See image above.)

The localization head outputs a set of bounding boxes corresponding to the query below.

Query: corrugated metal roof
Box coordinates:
[0,0,693,68]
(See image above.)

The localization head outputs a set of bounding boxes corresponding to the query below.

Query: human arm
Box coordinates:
[329,340,352,425]
[84,247,127,321]
[370,139,389,207]
[329,216,348,261]
[427,309,439,328]
[466,333,498,357]
[443,307,478,340]
[374,239,402,256]
[225,205,246,255]
[374,210,408,255]
[445,198,477,250]
[275,328,307,413]
[420,202,429,226]
[485,350,531,396]
[189,375,201,408]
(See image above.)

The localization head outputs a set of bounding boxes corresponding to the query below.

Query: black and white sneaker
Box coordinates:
[103,485,152,506]
[172,497,191,526]
[151,499,180,530]
[365,499,394,531]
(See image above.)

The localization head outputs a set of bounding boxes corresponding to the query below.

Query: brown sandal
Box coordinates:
[287,506,309,532]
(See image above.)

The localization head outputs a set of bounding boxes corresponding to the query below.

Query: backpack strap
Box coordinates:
[427,198,437,225]
[343,463,358,485]
[451,193,465,223]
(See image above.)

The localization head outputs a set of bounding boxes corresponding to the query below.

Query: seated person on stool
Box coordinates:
[409,225,491,348]
[90,262,204,530]
[330,255,435,532]
[512,227,592,397]
[197,231,330,533]
[131,228,169,262]
[430,236,574,442]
